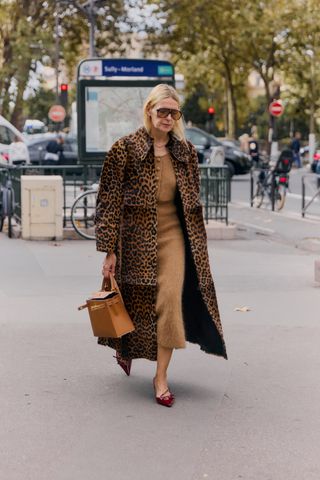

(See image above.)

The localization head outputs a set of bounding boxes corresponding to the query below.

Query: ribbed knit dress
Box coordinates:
[155,153,186,349]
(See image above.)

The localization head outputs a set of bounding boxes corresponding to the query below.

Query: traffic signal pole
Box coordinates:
[55,11,60,104]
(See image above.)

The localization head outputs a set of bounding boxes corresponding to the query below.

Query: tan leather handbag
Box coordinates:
[78,274,135,338]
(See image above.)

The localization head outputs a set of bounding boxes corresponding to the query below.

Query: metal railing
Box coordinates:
[0,164,102,228]
[302,173,320,218]
[0,163,230,237]
[200,165,230,224]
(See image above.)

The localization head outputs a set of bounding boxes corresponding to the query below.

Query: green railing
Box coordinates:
[0,164,102,227]
[0,163,230,234]
[200,165,230,224]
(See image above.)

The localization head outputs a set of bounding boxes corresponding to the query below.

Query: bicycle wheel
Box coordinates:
[71,190,97,240]
[0,189,4,232]
[6,187,13,238]
[252,183,264,208]
[275,185,286,211]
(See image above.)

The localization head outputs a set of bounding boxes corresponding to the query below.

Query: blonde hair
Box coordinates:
[143,84,186,141]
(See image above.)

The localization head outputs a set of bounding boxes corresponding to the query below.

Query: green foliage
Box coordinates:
[146,0,320,140]
[0,0,129,128]
[23,85,56,124]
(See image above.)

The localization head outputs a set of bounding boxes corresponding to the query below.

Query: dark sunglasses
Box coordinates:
[156,108,182,120]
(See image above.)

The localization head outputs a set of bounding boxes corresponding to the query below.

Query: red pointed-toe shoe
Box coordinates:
[114,352,132,376]
[153,378,175,407]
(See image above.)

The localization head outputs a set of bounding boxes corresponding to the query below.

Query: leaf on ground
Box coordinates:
[234,306,251,312]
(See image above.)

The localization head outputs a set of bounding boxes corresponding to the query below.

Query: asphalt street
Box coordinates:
[1,211,320,479]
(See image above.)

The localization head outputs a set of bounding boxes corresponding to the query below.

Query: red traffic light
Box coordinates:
[60,83,68,92]
[208,106,215,115]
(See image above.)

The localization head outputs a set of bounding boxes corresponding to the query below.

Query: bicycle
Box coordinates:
[0,167,15,238]
[70,183,98,240]
[252,150,293,211]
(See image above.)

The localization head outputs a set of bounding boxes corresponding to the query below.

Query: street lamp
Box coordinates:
[60,0,101,57]
[306,49,316,166]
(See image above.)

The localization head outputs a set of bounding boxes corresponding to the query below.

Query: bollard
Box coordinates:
[315,260,320,283]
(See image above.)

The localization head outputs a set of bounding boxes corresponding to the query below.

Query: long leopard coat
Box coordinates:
[95,127,227,360]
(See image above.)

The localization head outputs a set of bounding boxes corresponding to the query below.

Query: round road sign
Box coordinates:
[48,105,66,122]
[269,101,284,117]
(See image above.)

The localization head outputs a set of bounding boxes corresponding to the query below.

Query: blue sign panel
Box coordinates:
[102,59,174,77]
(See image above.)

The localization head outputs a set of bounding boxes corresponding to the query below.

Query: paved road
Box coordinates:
[1,223,320,479]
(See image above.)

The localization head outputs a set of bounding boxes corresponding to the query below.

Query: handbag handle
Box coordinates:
[78,274,123,312]
[101,274,124,303]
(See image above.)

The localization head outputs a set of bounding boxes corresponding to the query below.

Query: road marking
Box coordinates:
[234,221,275,234]
[287,192,319,202]
[230,201,320,224]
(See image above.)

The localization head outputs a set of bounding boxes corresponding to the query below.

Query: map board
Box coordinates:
[85,85,153,152]
[77,59,175,163]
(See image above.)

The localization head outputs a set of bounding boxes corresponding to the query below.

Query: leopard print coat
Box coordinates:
[95,127,227,361]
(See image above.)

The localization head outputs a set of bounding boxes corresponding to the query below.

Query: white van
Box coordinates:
[0,115,30,165]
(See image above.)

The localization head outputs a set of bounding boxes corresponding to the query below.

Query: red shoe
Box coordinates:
[114,352,132,376]
[153,378,175,407]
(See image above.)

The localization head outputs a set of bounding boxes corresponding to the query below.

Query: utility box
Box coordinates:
[21,176,63,240]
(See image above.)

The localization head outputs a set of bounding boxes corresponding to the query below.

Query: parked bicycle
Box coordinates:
[70,183,98,240]
[251,149,293,211]
[0,167,15,237]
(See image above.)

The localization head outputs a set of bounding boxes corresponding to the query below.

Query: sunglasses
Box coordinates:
[156,108,182,121]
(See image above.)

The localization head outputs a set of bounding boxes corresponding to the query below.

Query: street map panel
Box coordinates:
[85,86,153,152]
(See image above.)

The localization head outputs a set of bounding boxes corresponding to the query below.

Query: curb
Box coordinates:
[205,220,237,240]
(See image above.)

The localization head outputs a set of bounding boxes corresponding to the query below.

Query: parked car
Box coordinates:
[185,127,252,176]
[26,133,78,165]
[0,115,30,165]
[23,119,47,135]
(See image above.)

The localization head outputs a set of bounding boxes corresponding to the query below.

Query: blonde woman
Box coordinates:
[95,84,227,407]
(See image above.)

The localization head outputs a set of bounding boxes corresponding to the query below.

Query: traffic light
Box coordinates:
[60,83,68,109]
[208,106,215,119]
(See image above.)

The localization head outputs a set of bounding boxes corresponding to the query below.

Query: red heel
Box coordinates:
[153,378,175,407]
[114,352,132,376]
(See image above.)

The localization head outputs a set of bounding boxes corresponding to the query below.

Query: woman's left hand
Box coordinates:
[102,252,117,279]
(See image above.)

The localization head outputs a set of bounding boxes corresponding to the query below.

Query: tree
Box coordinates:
[0,0,130,129]
[279,0,320,136]
[145,0,252,137]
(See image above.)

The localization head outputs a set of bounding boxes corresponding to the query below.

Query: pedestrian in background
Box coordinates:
[95,84,227,408]
[44,135,65,165]
[290,131,302,168]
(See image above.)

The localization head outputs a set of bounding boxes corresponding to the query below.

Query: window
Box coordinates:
[186,130,209,147]
[0,126,14,145]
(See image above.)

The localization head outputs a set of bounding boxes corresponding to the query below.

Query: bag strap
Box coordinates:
[101,274,124,303]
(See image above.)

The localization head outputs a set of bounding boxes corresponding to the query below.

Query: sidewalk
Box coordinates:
[229,200,320,253]
[1,229,320,479]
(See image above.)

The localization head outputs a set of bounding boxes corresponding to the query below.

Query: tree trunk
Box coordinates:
[10,60,31,130]
[0,35,15,116]
[224,64,238,138]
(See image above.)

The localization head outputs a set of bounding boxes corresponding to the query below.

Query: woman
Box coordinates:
[95,84,227,408]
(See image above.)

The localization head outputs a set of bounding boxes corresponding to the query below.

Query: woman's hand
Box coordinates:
[102,252,117,279]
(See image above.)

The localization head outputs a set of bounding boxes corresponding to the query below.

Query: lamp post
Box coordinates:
[60,0,98,57]
[306,49,316,166]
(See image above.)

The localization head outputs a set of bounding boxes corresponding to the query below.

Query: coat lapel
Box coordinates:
[128,127,190,164]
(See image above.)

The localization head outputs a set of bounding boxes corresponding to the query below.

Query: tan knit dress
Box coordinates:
[155,153,186,349]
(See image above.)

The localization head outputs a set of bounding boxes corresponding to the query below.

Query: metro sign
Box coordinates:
[269,101,284,117]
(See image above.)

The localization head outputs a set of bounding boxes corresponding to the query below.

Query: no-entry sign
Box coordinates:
[48,105,66,122]
[269,101,284,117]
